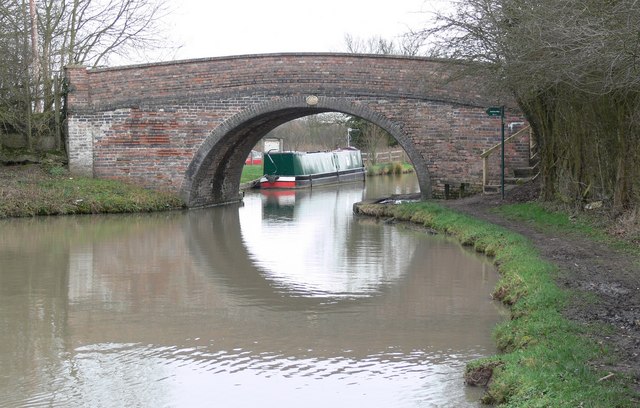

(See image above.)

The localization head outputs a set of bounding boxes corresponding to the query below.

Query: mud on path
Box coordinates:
[440,184,640,391]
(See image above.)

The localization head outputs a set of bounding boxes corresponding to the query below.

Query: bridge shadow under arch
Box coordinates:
[181,96,432,207]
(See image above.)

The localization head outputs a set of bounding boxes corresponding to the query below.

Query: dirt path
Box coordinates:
[440,185,640,390]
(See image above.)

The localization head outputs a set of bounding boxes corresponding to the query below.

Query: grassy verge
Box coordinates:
[366,161,413,176]
[0,165,184,218]
[354,201,636,407]
[497,202,640,255]
[241,164,263,184]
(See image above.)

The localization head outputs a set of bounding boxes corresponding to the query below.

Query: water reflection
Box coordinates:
[0,175,503,407]
[240,185,416,298]
[363,172,422,198]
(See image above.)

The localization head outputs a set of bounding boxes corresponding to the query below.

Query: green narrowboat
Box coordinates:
[259,148,365,189]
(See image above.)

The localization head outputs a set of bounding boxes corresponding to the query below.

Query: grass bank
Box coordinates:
[241,164,263,184]
[0,164,184,218]
[497,202,640,255]
[354,201,635,407]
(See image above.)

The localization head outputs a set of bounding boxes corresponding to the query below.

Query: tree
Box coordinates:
[344,116,395,164]
[0,0,173,156]
[52,0,172,68]
[0,0,34,152]
[343,33,424,56]
[416,0,640,212]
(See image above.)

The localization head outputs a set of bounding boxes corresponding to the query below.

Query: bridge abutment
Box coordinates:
[65,66,95,177]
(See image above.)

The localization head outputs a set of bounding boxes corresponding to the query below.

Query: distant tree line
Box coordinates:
[417,0,640,212]
[343,33,424,57]
[264,114,350,152]
[0,0,170,157]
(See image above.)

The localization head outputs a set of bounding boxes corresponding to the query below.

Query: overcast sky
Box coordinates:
[157,0,450,61]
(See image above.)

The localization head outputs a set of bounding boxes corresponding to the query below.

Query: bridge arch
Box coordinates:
[182,95,432,207]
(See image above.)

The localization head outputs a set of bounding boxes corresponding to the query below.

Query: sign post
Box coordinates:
[486,106,506,199]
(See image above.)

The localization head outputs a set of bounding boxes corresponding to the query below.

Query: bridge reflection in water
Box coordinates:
[0,175,504,408]
[241,186,415,298]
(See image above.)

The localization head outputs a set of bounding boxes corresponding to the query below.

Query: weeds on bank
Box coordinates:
[365,161,413,176]
[356,201,636,407]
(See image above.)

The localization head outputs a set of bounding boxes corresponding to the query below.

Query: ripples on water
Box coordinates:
[13,342,485,407]
[0,174,503,407]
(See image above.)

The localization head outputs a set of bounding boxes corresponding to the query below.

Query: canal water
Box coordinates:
[0,174,503,407]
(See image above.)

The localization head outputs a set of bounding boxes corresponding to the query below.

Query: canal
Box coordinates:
[0,174,503,407]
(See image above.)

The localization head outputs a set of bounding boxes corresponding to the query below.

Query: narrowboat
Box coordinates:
[259,148,365,189]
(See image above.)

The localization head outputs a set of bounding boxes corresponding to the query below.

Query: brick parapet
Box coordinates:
[71,54,504,112]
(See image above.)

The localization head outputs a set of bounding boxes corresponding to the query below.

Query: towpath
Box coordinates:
[441,184,640,391]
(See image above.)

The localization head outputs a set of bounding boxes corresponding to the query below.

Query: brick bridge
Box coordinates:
[64,53,529,207]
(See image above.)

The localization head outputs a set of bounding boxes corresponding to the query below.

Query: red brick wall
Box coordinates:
[65,53,529,206]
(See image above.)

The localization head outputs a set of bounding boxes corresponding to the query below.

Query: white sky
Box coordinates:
[158,0,451,61]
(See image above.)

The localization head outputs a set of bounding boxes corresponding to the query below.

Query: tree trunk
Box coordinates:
[29,0,41,113]
[612,128,629,213]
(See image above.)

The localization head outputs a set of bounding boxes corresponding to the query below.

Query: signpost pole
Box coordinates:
[485,106,506,199]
